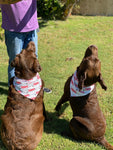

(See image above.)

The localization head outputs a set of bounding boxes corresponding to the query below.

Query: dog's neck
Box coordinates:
[13,73,42,100]
[70,71,94,97]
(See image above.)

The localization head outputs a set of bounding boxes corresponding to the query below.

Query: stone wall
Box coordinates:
[73,0,113,16]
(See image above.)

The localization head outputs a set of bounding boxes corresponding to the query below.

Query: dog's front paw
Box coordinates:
[102,85,107,91]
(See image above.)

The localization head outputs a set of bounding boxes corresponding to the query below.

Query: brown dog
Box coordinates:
[55,45,113,150]
[1,41,46,150]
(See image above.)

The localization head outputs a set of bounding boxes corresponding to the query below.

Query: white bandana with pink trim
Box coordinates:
[13,73,42,100]
[70,71,94,97]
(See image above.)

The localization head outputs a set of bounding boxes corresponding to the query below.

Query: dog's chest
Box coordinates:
[70,71,94,97]
[13,73,42,100]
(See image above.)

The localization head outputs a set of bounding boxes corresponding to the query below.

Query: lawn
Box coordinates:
[0,14,113,150]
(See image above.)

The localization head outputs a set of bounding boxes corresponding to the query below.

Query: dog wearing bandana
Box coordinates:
[1,42,46,150]
[55,45,113,150]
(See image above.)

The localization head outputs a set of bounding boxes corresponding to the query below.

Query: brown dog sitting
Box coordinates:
[1,41,46,150]
[55,45,113,150]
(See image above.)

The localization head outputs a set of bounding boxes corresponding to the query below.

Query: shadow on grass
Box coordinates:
[38,19,48,29]
[0,88,8,96]
[44,103,75,141]
[44,104,101,148]
[0,82,8,96]
[0,110,4,124]
[0,82,8,87]
[0,110,7,150]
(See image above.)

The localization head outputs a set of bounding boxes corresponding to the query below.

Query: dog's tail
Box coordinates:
[97,137,113,150]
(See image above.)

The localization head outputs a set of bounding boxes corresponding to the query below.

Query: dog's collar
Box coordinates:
[70,71,94,97]
[13,73,42,100]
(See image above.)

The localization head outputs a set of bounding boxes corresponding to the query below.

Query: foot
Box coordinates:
[43,87,52,93]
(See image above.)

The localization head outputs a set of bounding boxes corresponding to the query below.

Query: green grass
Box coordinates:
[0,14,113,150]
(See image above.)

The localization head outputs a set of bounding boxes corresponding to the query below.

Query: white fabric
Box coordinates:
[70,71,94,97]
[13,73,42,100]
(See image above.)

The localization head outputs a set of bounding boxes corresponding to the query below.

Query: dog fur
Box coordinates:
[1,41,46,150]
[55,45,113,150]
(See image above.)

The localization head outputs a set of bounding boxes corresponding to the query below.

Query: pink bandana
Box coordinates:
[13,73,42,100]
[70,71,94,97]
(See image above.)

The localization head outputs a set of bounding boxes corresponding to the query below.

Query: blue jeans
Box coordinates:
[5,30,38,85]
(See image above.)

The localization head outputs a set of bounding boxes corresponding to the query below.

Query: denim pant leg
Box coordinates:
[5,30,24,85]
[5,30,38,85]
[23,30,38,57]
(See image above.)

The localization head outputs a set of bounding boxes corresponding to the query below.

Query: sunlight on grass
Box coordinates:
[0,14,113,150]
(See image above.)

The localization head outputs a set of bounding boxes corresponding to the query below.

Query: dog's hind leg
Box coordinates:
[69,116,94,140]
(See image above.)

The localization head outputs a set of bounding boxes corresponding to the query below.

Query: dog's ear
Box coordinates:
[77,59,88,90]
[78,71,86,90]
[97,73,107,91]
[33,59,42,73]
[11,56,19,67]
[26,41,36,53]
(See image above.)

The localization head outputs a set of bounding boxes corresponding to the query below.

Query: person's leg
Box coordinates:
[23,30,38,57]
[5,30,24,85]
[23,30,52,93]
[5,30,52,92]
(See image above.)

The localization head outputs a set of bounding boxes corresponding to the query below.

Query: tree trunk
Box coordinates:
[62,0,77,20]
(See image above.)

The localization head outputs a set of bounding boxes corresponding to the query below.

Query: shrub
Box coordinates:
[37,0,63,20]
